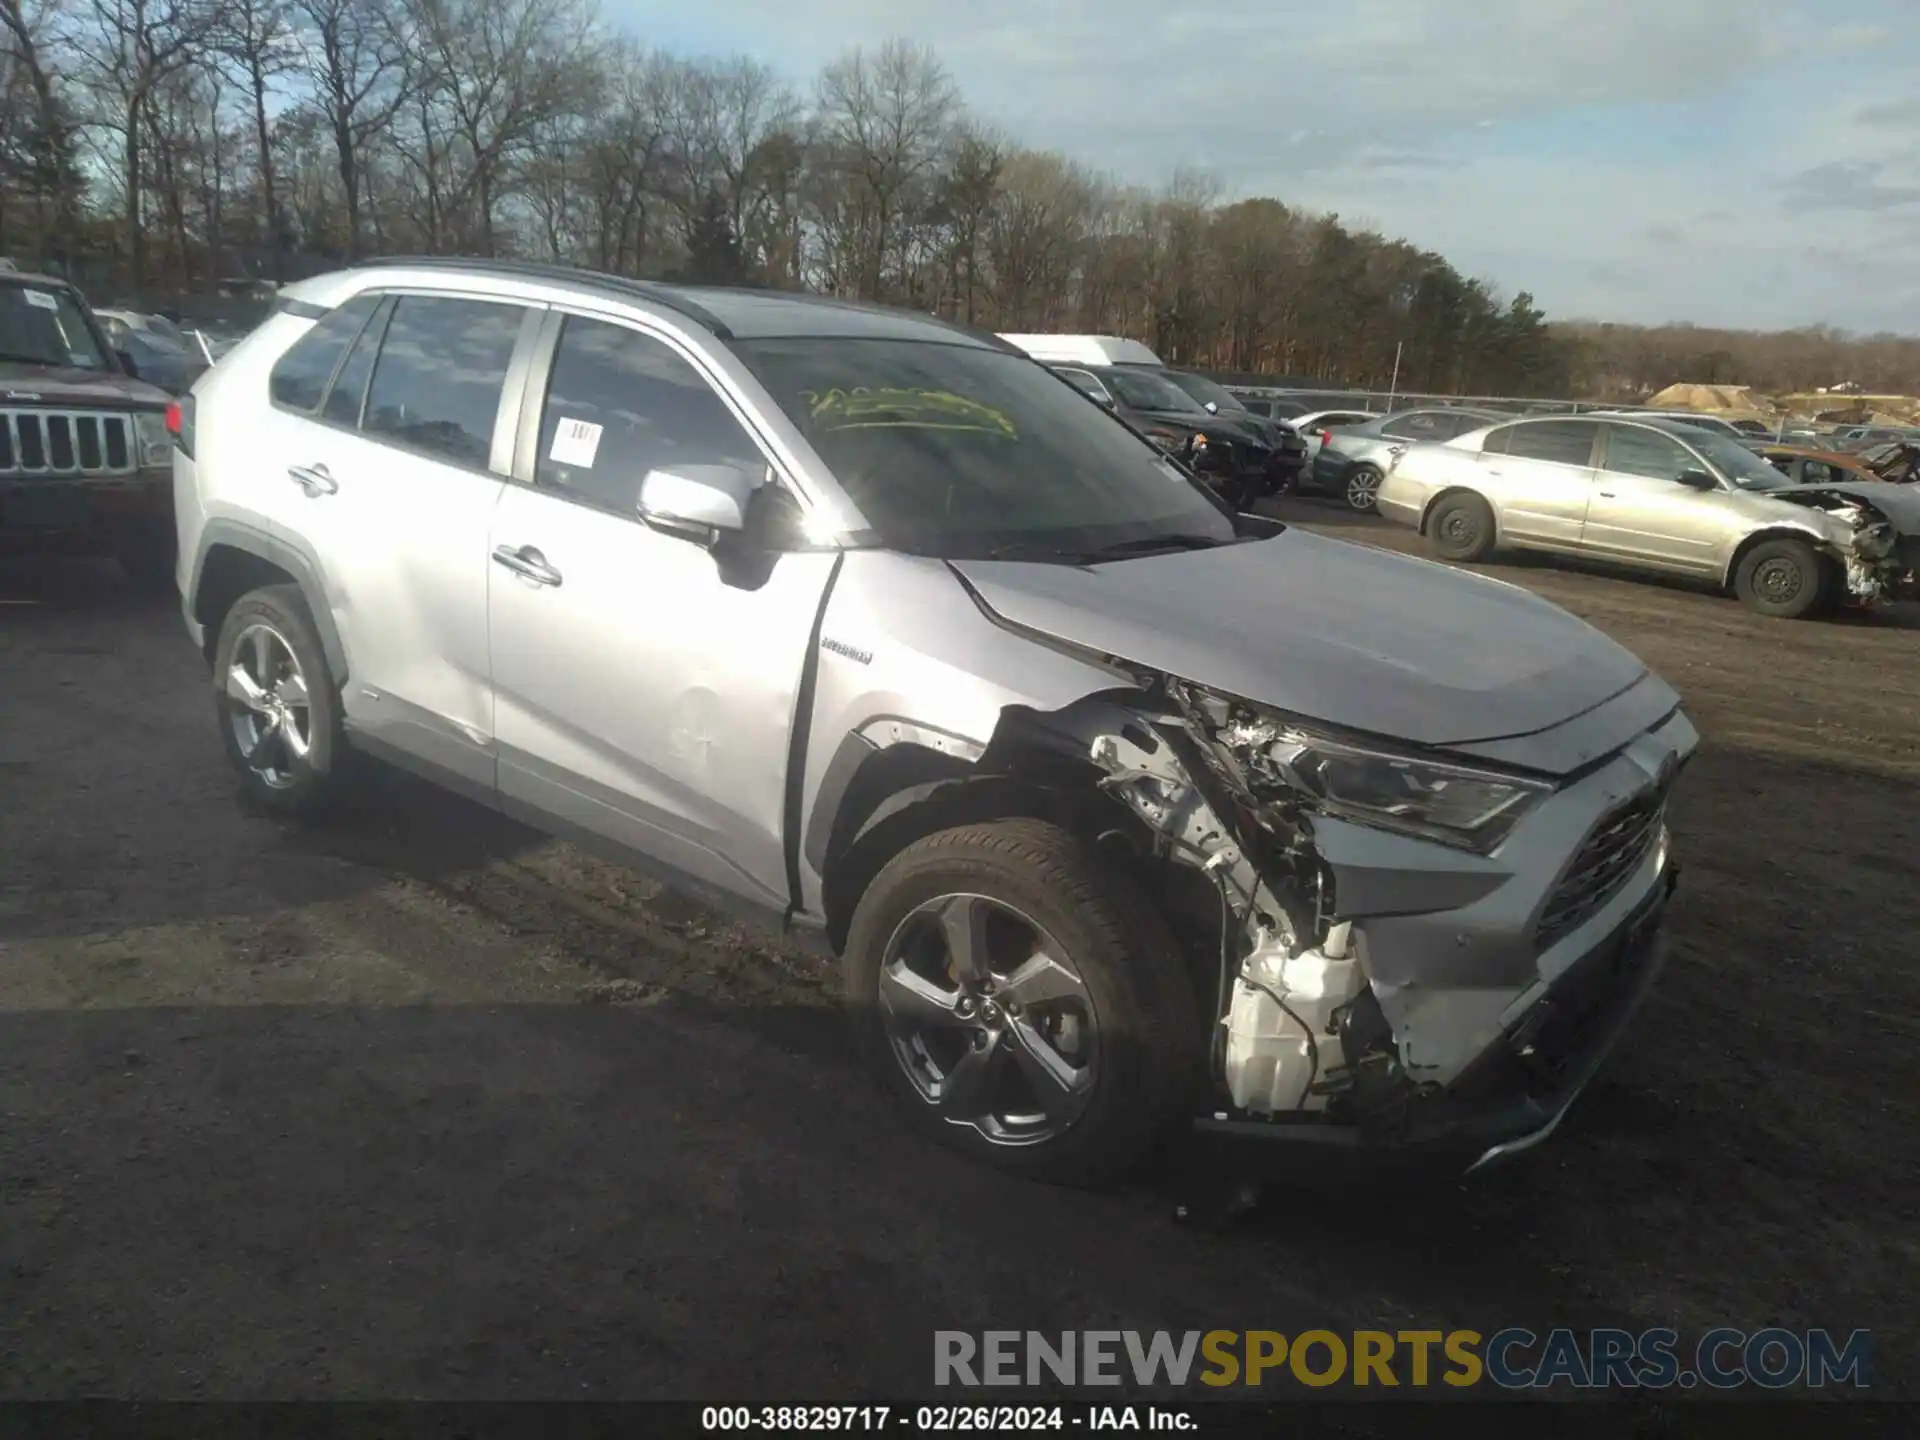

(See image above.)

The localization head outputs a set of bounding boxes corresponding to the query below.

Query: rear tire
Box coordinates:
[1344,465,1384,512]
[1426,492,1497,562]
[210,585,347,816]
[1733,538,1830,619]
[843,819,1202,1187]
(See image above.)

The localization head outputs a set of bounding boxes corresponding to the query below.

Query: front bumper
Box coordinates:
[0,468,172,544]
[1189,862,1675,1175]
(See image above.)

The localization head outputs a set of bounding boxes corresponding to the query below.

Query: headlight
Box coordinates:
[1224,718,1553,853]
[133,411,170,467]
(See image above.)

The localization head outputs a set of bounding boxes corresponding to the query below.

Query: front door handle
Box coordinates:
[288,463,337,496]
[491,544,563,588]
[1598,491,1616,498]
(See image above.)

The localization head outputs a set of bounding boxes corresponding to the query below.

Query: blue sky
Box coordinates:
[609,0,1920,334]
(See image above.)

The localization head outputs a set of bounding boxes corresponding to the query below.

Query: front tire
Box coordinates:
[1733,538,1831,619]
[844,819,1201,1187]
[1426,492,1497,562]
[1344,465,1384,512]
[211,585,346,815]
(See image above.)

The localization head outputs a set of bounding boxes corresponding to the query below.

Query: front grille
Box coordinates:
[1536,790,1665,950]
[0,410,137,477]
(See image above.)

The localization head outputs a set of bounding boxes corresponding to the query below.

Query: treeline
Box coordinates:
[1553,321,1920,404]
[1,1,1910,402]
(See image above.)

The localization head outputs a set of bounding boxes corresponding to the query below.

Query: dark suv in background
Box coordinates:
[0,268,179,587]
[1049,362,1303,509]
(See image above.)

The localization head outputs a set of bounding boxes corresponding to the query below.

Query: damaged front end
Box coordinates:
[1776,488,1920,604]
[1071,680,1695,1172]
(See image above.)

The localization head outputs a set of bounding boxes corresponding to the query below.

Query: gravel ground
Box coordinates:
[1,499,1914,1400]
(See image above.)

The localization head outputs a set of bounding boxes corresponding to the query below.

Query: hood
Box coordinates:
[950,528,1650,752]
[0,361,170,410]
[1778,482,1920,532]
[1127,406,1269,446]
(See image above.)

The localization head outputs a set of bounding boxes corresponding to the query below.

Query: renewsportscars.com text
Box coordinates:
[934,1328,1871,1391]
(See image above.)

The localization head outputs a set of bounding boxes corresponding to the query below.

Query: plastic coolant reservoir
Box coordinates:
[1223,944,1366,1115]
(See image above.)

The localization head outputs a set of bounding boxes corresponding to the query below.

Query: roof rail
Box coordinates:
[354,256,734,338]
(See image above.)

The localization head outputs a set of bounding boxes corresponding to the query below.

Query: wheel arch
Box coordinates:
[811,699,1188,958]
[1722,525,1844,593]
[189,520,347,677]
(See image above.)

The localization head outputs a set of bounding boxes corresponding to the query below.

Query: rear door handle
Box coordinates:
[1598,491,1616,498]
[288,463,337,496]
[491,544,562,588]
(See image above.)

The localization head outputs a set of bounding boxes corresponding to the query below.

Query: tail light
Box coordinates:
[165,396,195,458]
[1318,429,1333,447]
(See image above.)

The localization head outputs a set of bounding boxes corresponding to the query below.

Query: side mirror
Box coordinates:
[1204,400,1219,414]
[637,462,763,546]
[1676,468,1718,491]
[117,349,140,379]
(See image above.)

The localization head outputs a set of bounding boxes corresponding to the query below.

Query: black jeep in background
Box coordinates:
[0,268,177,589]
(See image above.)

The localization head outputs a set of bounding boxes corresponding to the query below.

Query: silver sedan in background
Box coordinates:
[1376,414,1920,618]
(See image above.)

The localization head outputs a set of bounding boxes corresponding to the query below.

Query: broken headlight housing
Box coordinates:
[1224,718,1554,854]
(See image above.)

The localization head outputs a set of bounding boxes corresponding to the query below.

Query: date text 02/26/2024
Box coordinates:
[701,1406,1192,1432]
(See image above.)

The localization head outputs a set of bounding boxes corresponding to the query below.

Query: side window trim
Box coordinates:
[509,305,806,522]
[319,294,394,431]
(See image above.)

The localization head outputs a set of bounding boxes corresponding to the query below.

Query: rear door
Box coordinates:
[263,289,539,791]
[1583,423,1735,575]
[1474,419,1601,548]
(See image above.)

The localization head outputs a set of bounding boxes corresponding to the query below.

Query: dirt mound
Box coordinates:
[1646,382,1774,416]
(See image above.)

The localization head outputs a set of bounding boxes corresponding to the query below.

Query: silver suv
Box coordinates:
[173,260,1697,1185]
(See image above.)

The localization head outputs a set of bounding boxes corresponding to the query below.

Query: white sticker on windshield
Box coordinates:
[1158,460,1188,484]
[22,289,58,311]
[549,417,602,467]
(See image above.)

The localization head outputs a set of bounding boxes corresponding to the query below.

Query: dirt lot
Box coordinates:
[1,499,1915,1400]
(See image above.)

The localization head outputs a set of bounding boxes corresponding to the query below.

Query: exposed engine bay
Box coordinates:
[1780,487,1920,602]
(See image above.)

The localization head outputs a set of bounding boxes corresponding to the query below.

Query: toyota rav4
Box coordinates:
[173,260,1697,1186]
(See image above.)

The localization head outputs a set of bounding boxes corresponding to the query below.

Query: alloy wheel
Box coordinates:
[223,622,313,789]
[878,893,1098,1146]
[1346,469,1382,510]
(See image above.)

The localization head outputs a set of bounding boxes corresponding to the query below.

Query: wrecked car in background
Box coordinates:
[179,263,1697,1191]
[1377,414,1920,619]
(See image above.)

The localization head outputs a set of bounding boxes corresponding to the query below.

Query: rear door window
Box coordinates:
[1381,411,1451,441]
[362,295,529,469]
[1504,420,1600,466]
[1600,424,1695,480]
[269,293,383,413]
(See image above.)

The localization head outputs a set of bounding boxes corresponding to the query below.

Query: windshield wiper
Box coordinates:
[987,533,1231,565]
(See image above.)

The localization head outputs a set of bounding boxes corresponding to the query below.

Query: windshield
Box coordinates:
[1161,371,1247,412]
[1684,431,1792,491]
[734,337,1236,560]
[0,283,111,370]
[1103,366,1207,413]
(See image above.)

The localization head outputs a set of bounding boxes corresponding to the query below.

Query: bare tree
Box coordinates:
[294,0,411,259]
[218,0,295,275]
[407,0,592,256]
[811,39,957,300]
[70,0,226,285]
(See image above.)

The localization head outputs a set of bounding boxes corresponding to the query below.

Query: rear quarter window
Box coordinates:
[269,294,383,413]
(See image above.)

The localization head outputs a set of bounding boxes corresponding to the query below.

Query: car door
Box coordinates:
[1473,419,1601,548]
[1582,423,1734,575]
[261,289,537,792]
[486,311,839,914]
